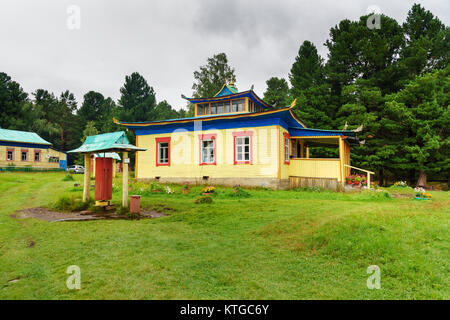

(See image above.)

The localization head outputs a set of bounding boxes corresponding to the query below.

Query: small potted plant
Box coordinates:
[353,175,362,186]
[345,175,353,185]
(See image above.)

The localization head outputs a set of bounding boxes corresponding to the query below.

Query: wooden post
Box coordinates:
[338,137,344,183]
[112,159,116,178]
[367,173,371,189]
[300,141,304,158]
[122,151,129,208]
[83,153,91,203]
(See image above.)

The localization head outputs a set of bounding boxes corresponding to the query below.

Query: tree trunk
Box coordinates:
[378,169,385,187]
[416,170,427,187]
[409,169,416,187]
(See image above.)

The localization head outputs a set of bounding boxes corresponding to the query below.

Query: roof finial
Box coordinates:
[290,98,297,108]
[229,75,234,86]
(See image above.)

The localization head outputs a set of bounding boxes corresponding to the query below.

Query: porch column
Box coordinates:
[122,151,129,207]
[300,141,304,158]
[112,159,116,178]
[83,153,91,202]
[338,137,344,183]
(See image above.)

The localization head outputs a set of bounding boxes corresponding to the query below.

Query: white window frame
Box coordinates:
[235,136,251,163]
[157,142,169,165]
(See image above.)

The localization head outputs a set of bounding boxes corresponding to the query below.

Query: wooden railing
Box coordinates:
[344,164,375,189]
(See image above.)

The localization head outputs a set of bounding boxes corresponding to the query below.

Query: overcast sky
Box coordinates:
[0,0,448,110]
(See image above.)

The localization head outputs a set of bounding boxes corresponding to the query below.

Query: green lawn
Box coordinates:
[0,172,448,299]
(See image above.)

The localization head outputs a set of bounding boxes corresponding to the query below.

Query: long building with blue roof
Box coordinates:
[116,80,359,189]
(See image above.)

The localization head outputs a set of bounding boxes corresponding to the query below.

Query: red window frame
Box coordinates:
[21,149,28,161]
[198,133,217,165]
[34,149,41,162]
[233,131,253,165]
[155,137,171,167]
[6,148,14,161]
[283,132,290,164]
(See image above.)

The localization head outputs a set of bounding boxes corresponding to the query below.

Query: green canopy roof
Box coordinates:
[94,152,121,161]
[68,131,146,154]
[0,128,51,145]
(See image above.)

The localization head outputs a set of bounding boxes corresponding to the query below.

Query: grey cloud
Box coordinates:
[0,0,448,111]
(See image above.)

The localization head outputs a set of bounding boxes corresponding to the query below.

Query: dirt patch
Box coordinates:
[12,207,168,222]
[390,193,413,199]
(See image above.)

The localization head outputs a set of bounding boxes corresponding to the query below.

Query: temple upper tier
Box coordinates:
[182,81,272,117]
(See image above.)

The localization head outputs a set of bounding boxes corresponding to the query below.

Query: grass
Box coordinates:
[0,172,448,299]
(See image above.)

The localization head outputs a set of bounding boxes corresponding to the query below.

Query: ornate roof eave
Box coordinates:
[182,90,273,109]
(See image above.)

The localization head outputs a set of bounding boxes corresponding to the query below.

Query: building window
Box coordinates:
[156,137,170,166]
[197,103,210,116]
[7,149,14,161]
[21,150,28,161]
[199,134,216,165]
[217,102,224,114]
[283,132,290,164]
[210,103,218,114]
[34,150,41,162]
[233,131,253,164]
[197,104,204,116]
[232,99,245,112]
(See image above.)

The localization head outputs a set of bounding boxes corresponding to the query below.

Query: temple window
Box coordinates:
[232,99,245,112]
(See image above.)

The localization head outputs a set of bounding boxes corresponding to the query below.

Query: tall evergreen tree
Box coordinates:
[263,77,290,108]
[289,41,324,97]
[118,72,156,122]
[192,53,236,99]
[384,66,449,186]
[400,4,449,78]
[289,41,336,132]
[0,72,28,129]
[325,15,405,95]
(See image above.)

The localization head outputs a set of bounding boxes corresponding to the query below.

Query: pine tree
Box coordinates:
[263,77,290,108]
[289,41,324,97]
[118,72,156,122]
[384,66,449,186]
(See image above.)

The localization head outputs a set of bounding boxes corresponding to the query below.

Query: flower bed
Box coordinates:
[414,187,432,200]
[345,174,367,187]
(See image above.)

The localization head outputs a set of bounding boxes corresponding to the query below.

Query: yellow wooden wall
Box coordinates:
[0,146,66,168]
[136,125,282,179]
[288,159,341,180]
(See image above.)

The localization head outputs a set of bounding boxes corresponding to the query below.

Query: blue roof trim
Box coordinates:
[131,115,284,135]
[123,109,312,135]
[0,141,51,149]
[288,127,356,137]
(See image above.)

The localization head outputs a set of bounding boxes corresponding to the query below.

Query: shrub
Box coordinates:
[150,181,164,192]
[195,195,213,204]
[228,185,251,198]
[53,194,90,212]
[62,174,75,181]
